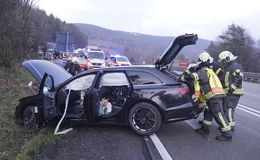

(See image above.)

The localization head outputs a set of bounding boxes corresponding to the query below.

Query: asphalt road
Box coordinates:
[239,82,260,110]
[35,82,260,160]
[156,81,260,160]
[35,125,150,160]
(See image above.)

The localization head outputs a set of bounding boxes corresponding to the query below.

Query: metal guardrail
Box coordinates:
[243,72,260,83]
[172,67,260,84]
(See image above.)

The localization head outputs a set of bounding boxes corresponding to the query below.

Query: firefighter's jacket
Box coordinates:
[180,61,222,95]
[181,61,222,79]
[221,61,244,95]
[181,67,225,102]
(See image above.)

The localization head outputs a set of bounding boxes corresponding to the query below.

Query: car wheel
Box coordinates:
[129,102,162,135]
[23,106,40,130]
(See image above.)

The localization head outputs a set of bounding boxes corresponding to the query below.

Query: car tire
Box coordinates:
[23,105,40,131]
[128,102,162,136]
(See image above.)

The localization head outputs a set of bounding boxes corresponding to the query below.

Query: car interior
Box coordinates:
[97,72,131,117]
[57,74,96,116]
[56,72,131,118]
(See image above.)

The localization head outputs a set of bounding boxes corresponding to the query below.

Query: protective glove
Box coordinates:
[228,88,234,94]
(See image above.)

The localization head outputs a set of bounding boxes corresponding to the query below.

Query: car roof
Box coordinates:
[74,65,176,84]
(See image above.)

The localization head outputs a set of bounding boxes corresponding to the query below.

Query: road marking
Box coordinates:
[150,134,173,160]
[237,106,260,118]
[237,104,260,114]
[185,120,196,129]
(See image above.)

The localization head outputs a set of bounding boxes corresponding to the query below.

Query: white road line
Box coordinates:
[185,120,196,129]
[150,134,173,160]
[237,107,260,118]
[238,104,260,114]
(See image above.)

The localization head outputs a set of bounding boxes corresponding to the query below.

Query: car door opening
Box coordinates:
[97,72,130,117]
[54,75,96,135]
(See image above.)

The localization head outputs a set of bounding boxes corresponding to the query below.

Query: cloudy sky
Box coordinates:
[37,0,260,40]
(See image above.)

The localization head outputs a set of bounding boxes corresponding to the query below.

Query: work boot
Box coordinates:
[195,125,209,135]
[216,132,232,141]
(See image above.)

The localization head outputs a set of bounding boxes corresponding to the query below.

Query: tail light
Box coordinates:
[178,87,190,95]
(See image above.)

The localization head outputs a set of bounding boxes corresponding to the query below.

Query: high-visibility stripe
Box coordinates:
[218,112,228,129]
[228,108,235,126]
[194,81,201,99]
[204,90,225,100]
[216,68,222,75]
[224,88,244,94]
[231,83,237,90]
[221,126,231,132]
[225,72,230,88]
[233,89,244,94]
[229,121,235,126]
[202,120,213,126]
[181,76,186,82]
[228,108,233,123]
[192,73,199,81]
[185,69,191,74]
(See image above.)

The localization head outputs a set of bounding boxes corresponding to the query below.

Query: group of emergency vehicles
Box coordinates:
[61,46,131,70]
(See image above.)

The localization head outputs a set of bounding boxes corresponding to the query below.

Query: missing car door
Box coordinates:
[97,72,131,117]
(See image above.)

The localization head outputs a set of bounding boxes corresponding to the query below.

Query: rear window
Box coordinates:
[126,71,163,85]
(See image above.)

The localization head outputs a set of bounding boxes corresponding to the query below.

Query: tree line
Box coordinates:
[207,24,260,73]
[0,1,259,72]
[0,0,88,67]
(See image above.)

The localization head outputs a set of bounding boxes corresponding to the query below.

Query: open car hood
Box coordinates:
[155,34,198,69]
[22,60,72,86]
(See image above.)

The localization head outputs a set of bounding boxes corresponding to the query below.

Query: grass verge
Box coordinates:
[0,63,60,160]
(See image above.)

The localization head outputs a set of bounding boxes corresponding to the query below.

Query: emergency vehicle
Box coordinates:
[62,51,91,70]
[84,46,105,68]
[109,55,131,66]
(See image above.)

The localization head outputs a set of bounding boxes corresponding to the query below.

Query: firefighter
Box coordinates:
[180,52,232,141]
[180,53,223,125]
[218,51,244,132]
[64,57,81,76]
[180,52,222,93]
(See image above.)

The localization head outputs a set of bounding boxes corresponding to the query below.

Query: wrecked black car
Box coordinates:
[15,34,200,135]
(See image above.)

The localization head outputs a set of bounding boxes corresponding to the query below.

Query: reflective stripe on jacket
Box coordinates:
[193,68,225,101]
[221,61,244,95]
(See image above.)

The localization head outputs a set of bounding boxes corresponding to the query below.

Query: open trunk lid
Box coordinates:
[155,34,198,70]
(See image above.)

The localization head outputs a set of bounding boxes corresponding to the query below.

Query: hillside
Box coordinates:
[75,23,211,63]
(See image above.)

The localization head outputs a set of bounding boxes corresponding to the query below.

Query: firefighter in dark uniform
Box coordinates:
[64,57,81,76]
[180,52,232,141]
[218,51,244,132]
[180,53,223,125]
[181,54,222,90]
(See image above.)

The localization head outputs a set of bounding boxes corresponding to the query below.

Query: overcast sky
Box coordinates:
[37,0,260,40]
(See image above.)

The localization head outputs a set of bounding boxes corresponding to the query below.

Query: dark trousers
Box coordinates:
[203,97,231,133]
[223,94,240,127]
